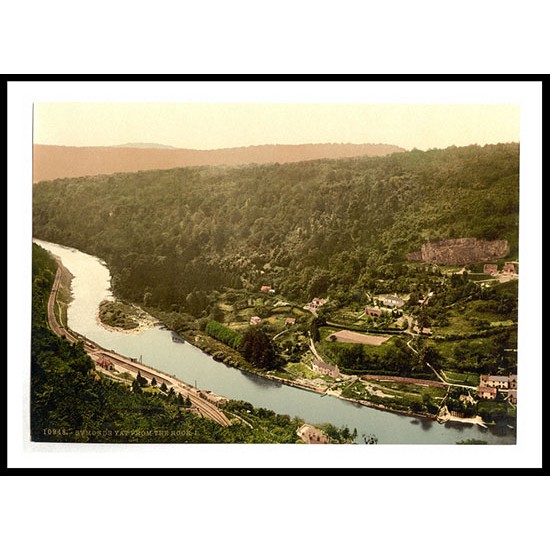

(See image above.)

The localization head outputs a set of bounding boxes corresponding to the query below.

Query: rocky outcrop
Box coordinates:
[407,238,509,265]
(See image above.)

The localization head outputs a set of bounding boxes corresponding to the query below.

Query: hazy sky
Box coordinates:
[34,103,520,151]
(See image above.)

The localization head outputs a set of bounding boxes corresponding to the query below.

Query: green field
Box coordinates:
[341,378,442,415]
[467,273,495,281]
[373,380,447,400]
[434,299,515,337]
[441,370,480,386]
[284,361,335,382]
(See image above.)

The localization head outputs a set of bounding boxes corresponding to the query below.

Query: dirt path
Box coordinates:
[328,329,390,346]
[405,336,449,384]
[308,337,323,361]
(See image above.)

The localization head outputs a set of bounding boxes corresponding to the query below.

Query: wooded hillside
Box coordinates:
[32,143,519,312]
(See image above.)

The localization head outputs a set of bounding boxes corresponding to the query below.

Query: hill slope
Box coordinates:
[32,142,405,183]
[32,143,519,311]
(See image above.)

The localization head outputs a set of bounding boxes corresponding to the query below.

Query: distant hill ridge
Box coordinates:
[113,142,178,149]
[33,142,405,183]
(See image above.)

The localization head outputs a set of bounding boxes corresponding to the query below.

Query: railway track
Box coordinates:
[46,264,232,428]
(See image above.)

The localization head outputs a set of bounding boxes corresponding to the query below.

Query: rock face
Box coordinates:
[407,238,509,265]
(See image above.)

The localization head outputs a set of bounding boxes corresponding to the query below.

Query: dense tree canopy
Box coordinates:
[240,327,278,370]
[33,143,519,313]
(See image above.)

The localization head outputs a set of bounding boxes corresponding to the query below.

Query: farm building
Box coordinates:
[312,359,340,379]
[379,295,404,308]
[477,386,497,400]
[479,374,514,389]
[296,424,329,444]
[96,354,113,370]
[364,307,382,317]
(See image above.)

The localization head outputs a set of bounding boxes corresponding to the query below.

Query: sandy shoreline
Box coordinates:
[95,301,157,335]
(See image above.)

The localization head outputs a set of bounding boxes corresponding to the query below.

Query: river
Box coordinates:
[34,239,516,444]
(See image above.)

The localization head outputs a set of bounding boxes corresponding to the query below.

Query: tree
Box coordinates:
[160,382,168,392]
[310,319,321,342]
[151,377,157,387]
[307,273,330,300]
[209,304,224,322]
[240,327,278,370]
[423,393,438,414]
[136,371,148,387]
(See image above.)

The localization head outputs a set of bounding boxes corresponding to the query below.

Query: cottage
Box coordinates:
[509,374,517,389]
[503,262,517,275]
[312,359,340,379]
[364,307,382,317]
[483,264,498,275]
[477,386,497,400]
[250,316,262,325]
[508,390,517,405]
[479,374,511,389]
[284,317,296,326]
[379,295,404,308]
[96,355,113,370]
[296,424,329,444]
[311,297,328,307]
[260,285,272,292]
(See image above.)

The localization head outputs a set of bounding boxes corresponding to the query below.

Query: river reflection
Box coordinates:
[419,418,433,431]
[240,370,284,389]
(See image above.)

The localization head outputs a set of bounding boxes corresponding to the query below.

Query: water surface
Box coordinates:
[35,239,516,445]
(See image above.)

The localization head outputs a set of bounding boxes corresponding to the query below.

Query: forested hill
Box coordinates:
[32,143,519,311]
[33,142,404,183]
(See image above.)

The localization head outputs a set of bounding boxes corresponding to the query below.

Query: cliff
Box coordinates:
[407,238,509,265]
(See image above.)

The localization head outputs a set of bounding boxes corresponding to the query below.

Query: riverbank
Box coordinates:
[437,411,488,428]
[143,309,449,424]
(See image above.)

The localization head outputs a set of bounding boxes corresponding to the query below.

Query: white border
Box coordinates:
[7,80,542,469]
